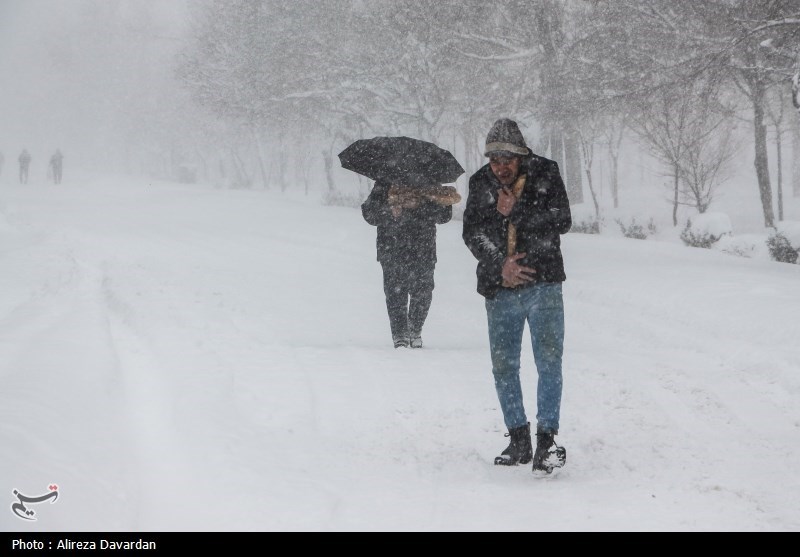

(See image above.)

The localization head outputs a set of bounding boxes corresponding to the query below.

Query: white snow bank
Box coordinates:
[775,220,800,248]
[686,212,733,238]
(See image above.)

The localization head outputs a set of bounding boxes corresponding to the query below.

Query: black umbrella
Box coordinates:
[338,136,464,188]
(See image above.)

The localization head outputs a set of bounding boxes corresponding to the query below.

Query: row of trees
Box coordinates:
[176,0,800,228]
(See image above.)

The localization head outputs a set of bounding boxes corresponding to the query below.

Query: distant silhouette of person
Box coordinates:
[49,149,63,184]
[19,149,31,184]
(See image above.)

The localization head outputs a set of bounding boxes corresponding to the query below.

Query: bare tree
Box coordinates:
[602,116,626,210]
[765,83,792,220]
[449,0,585,204]
[630,79,734,223]
[629,87,692,226]
[677,119,740,213]
[576,0,800,228]
[575,112,606,219]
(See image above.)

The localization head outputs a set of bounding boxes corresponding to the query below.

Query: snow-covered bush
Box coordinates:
[766,233,797,263]
[766,221,800,264]
[714,234,769,259]
[680,212,732,249]
[614,216,657,240]
[570,218,601,235]
[322,189,365,209]
[569,204,602,234]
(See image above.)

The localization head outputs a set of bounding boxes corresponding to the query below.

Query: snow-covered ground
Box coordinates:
[1,173,799,532]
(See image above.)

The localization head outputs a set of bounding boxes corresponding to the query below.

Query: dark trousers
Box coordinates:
[381,260,435,340]
[20,165,29,184]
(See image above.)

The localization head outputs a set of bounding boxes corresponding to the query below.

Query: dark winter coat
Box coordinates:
[462,155,572,299]
[361,180,452,265]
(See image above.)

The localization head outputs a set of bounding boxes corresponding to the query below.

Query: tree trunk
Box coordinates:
[195,149,208,183]
[549,127,564,176]
[793,124,800,198]
[253,127,270,190]
[585,166,599,218]
[609,122,624,209]
[776,128,783,221]
[323,148,336,192]
[536,134,549,157]
[751,78,775,228]
[610,152,619,209]
[232,149,250,188]
[563,124,583,205]
[672,166,679,227]
[279,147,288,192]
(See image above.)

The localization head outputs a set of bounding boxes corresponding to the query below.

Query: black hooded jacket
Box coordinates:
[362,180,452,265]
[462,155,572,299]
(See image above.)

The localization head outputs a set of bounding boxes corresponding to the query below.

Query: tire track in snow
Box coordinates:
[0,242,139,530]
[99,264,219,529]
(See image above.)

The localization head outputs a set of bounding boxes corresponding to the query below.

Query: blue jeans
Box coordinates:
[485,283,564,434]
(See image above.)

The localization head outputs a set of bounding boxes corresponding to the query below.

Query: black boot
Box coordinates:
[494,423,532,466]
[531,430,566,474]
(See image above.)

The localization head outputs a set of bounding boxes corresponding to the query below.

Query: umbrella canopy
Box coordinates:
[338,136,465,188]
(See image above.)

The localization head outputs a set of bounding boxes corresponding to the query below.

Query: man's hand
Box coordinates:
[497,186,516,217]
[501,252,536,287]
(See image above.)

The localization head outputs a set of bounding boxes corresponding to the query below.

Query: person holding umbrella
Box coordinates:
[361,179,452,348]
[341,136,463,349]
[462,118,571,475]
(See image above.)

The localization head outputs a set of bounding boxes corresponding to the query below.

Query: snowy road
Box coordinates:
[2,175,799,531]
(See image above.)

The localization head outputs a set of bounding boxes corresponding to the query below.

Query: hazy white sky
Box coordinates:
[0,0,187,168]
[0,0,795,238]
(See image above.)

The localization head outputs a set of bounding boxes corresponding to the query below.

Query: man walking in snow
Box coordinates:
[18,149,31,184]
[462,118,572,475]
[49,149,63,184]
[362,179,452,349]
